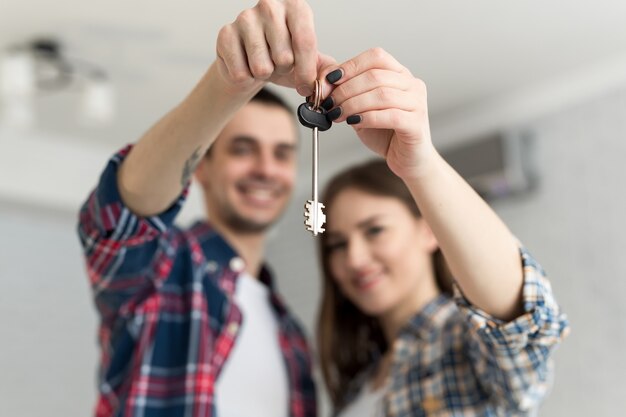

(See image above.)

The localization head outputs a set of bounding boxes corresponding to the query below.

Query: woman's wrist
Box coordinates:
[395,142,444,184]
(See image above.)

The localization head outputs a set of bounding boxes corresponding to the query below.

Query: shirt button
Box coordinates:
[227,322,239,335]
[229,257,245,273]
[205,261,218,273]
[519,396,533,411]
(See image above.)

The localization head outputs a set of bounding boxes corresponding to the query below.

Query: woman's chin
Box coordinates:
[354,298,394,318]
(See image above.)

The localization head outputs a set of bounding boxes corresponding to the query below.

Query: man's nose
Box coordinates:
[252,151,278,178]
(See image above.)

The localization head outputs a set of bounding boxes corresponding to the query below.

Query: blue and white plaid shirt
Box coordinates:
[338,247,569,417]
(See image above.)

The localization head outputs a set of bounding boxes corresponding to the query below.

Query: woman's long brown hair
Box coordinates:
[316,159,452,410]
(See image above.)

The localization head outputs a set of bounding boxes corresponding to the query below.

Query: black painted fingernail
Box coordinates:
[326,69,343,84]
[321,96,334,111]
[346,115,362,125]
[326,107,342,122]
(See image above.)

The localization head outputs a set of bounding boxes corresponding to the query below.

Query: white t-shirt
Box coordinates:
[215,272,289,417]
[337,381,386,417]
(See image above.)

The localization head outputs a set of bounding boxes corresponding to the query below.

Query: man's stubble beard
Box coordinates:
[220,197,288,235]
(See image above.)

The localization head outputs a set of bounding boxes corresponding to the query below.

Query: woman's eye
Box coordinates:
[325,241,346,253]
[366,226,384,237]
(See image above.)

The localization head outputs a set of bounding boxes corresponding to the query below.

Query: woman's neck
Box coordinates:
[370,350,394,391]
[378,276,441,344]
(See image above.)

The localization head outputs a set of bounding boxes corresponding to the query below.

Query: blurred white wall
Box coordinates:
[0,204,97,416]
[1,82,626,417]
[491,86,626,416]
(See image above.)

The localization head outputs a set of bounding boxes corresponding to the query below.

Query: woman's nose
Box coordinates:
[346,237,371,271]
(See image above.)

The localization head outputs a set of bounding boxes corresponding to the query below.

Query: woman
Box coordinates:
[317,49,569,416]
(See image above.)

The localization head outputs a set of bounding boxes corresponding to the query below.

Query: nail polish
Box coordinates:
[327,107,342,121]
[321,96,334,111]
[346,115,362,125]
[326,69,343,84]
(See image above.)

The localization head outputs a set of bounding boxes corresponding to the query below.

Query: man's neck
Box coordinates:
[209,220,267,278]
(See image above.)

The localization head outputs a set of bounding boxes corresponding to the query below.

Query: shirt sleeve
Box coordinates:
[454,246,570,413]
[77,145,189,324]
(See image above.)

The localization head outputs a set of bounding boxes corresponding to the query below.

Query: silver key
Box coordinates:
[299,80,330,236]
[304,124,326,235]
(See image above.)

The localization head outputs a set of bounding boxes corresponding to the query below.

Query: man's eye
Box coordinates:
[275,146,295,162]
[275,149,292,161]
[231,145,252,155]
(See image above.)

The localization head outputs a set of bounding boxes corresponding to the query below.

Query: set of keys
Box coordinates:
[297,80,332,236]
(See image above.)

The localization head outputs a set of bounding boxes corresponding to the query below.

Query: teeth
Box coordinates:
[245,189,273,200]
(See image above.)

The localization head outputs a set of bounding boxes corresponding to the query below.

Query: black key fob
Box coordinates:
[298,103,332,132]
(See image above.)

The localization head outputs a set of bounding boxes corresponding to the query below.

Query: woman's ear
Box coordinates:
[418,219,439,254]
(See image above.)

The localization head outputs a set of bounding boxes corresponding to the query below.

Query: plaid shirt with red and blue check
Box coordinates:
[78,146,316,417]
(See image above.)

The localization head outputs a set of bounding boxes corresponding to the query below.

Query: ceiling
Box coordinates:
[2,0,626,188]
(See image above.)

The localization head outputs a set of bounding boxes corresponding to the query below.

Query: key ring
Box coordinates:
[307,79,323,111]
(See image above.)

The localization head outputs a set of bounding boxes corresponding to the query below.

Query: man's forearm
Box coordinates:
[117,62,260,217]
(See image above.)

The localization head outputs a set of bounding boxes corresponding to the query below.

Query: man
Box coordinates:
[78,1,335,416]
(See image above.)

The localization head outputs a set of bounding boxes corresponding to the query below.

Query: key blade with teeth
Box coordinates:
[304,200,326,236]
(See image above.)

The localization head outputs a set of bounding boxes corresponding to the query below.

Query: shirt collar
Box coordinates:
[188,220,287,315]
[400,293,457,341]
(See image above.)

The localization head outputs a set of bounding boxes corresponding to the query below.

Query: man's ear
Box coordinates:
[194,157,210,188]
[418,219,439,254]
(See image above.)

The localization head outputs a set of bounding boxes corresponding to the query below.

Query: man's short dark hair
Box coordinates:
[251,87,292,114]
[205,87,294,158]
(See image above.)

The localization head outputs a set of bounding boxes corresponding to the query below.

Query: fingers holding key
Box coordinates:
[216,0,320,96]
[323,71,418,123]
[322,47,427,128]
[238,8,275,80]
[259,1,294,75]
[323,47,408,88]
[319,47,434,179]
[284,0,318,95]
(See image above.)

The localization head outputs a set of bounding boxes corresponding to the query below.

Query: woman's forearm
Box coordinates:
[404,147,524,321]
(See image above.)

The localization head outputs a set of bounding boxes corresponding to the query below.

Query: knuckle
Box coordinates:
[217,25,235,45]
[299,1,313,17]
[376,87,392,102]
[256,0,281,19]
[414,77,426,92]
[250,61,274,79]
[230,69,253,85]
[273,49,295,68]
[236,8,256,26]
[370,47,388,61]
[256,0,272,11]
[368,69,383,85]
[344,59,359,78]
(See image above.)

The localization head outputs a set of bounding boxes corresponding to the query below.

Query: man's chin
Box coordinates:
[225,212,279,234]
[220,200,289,234]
